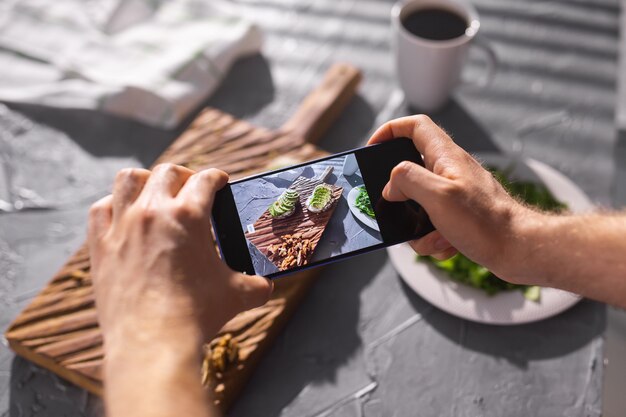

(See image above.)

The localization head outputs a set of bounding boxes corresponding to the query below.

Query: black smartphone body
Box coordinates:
[211,137,434,279]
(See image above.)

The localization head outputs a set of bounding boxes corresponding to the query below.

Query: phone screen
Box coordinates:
[213,138,434,278]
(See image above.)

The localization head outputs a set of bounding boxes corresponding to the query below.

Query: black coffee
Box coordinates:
[401,8,468,41]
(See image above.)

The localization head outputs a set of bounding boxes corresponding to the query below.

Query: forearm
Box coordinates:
[512,210,626,308]
[103,322,218,417]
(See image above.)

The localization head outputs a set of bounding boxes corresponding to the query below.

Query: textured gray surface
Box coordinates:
[233,155,382,276]
[603,306,626,417]
[0,0,621,415]
[615,0,626,206]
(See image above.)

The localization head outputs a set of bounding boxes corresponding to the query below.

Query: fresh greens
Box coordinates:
[424,254,541,301]
[489,168,567,212]
[418,167,567,301]
[355,186,375,218]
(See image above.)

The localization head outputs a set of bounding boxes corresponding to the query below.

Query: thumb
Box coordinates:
[383,161,441,204]
[237,273,274,310]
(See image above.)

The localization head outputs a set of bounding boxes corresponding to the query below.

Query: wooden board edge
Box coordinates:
[6,337,103,396]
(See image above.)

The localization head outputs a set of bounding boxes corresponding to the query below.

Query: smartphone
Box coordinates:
[211,137,434,279]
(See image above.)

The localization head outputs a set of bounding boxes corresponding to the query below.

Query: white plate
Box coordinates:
[348,186,380,231]
[387,153,595,325]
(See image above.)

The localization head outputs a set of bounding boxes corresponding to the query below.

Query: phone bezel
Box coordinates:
[211,138,434,279]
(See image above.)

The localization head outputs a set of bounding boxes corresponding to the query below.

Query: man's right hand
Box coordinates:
[368,115,539,284]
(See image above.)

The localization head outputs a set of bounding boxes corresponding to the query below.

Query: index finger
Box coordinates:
[137,163,195,204]
[176,168,229,212]
[367,115,458,160]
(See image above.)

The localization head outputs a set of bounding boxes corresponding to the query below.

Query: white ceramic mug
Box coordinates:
[342,154,358,176]
[392,0,495,112]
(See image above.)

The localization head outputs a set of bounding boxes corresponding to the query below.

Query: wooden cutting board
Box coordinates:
[5,63,362,411]
[246,166,343,271]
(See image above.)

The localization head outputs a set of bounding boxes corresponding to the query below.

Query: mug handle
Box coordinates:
[462,34,498,88]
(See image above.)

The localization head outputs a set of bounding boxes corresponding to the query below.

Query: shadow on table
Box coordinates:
[4,101,179,169]
[229,250,387,417]
[399,278,606,369]
[9,355,103,417]
[411,99,502,154]
[613,130,626,207]
[317,94,376,153]
[3,54,275,168]
[205,54,275,121]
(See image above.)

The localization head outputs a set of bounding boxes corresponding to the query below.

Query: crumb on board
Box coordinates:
[201,334,239,389]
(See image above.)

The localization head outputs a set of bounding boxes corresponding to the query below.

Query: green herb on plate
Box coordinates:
[419,253,541,301]
[489,168,567,212]
[355,186,375,218]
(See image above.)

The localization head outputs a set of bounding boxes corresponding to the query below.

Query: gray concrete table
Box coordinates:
[0,0,620,416]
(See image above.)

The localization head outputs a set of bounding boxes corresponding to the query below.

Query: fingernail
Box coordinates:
[434,236,450,251]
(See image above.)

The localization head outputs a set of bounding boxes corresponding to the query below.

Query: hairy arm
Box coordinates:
[369,115,626,309]
[518,212,626,307]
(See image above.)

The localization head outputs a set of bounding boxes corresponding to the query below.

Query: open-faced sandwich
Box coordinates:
[306,184,334,213]
[268,189,299,219]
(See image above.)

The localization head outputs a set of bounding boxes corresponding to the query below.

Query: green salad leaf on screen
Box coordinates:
[355,186,376,218]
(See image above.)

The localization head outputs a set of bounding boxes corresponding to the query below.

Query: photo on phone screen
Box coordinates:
[212,138,435,279]
[231,152,382,276]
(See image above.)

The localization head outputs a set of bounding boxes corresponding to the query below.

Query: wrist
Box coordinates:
[99,286,225,348]
[103,322,212,417]
[500,207,556,286]
[104,318,204,370]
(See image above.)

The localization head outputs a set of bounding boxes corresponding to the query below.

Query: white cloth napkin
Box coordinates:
[0,0,262,128]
